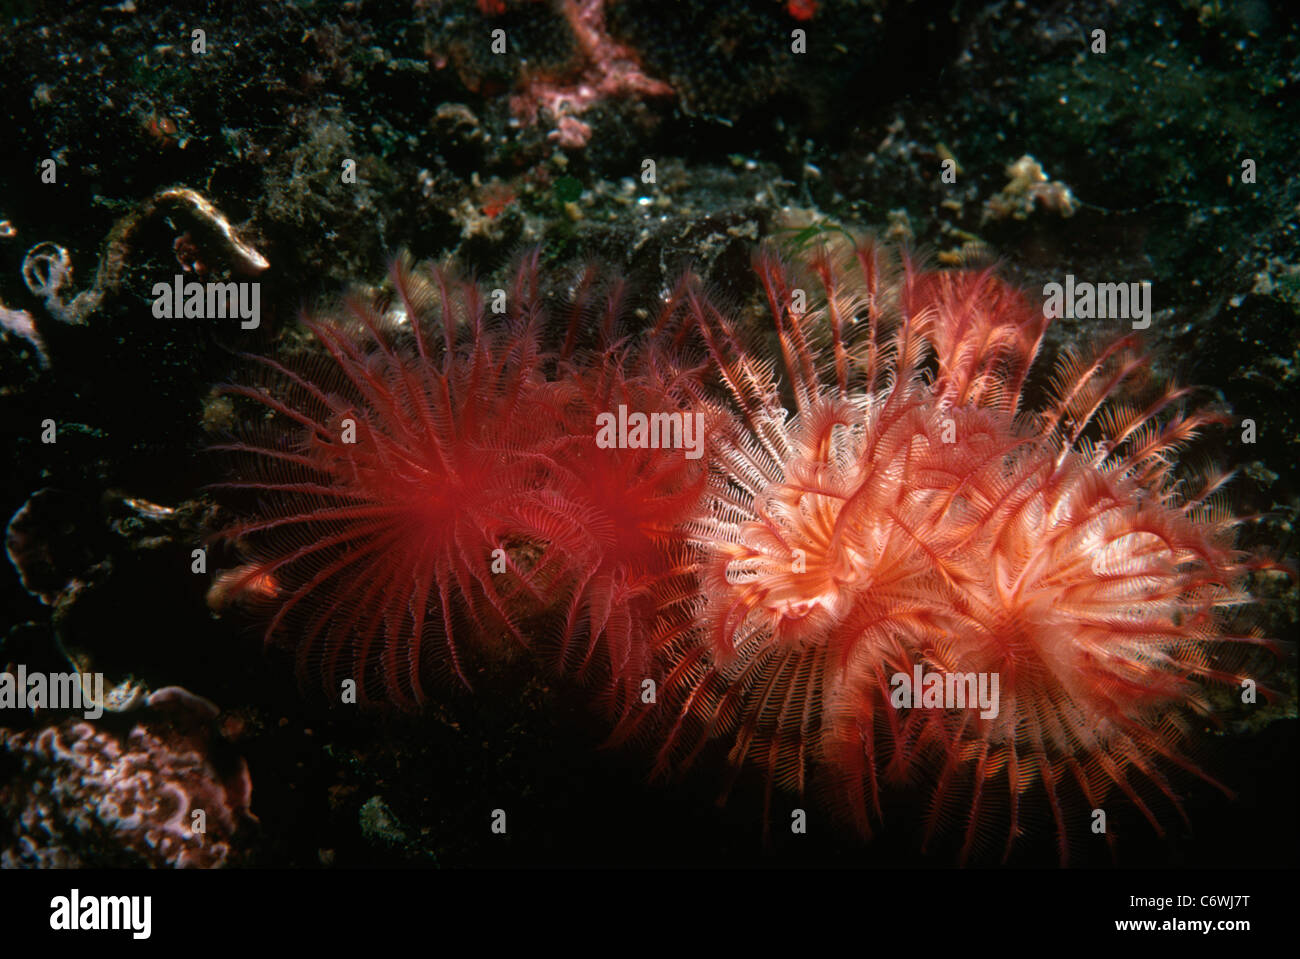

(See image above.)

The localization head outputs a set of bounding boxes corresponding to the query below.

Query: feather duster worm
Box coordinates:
[209,253,711,708]
[207,239,1284,863]
[636,237,1283,862]
[496,264,718,708]
[830,331,1283,864]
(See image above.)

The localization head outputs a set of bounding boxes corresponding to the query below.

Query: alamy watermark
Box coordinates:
[0,665,106,719]
[1042,275,1151,329]
[594,404,705,460]
[151,273,260,329]
[890,665,1000,719]
[50,889,150,939]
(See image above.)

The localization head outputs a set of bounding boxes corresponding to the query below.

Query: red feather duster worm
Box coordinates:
[208,252,713,711]
[621,241,948,820]
[209,255,556,704]
[206,238,1285,862]
[635,236,1284,861]
[487,262,720,710]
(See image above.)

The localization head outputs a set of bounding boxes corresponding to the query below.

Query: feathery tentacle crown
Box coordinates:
[210,252,712,710]
[211,239,1283,863]
[641,237,1281,862]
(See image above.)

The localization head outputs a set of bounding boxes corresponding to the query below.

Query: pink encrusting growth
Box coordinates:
[627,237,1284,861]
[0,714,252,868]
[508,0,673,148]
